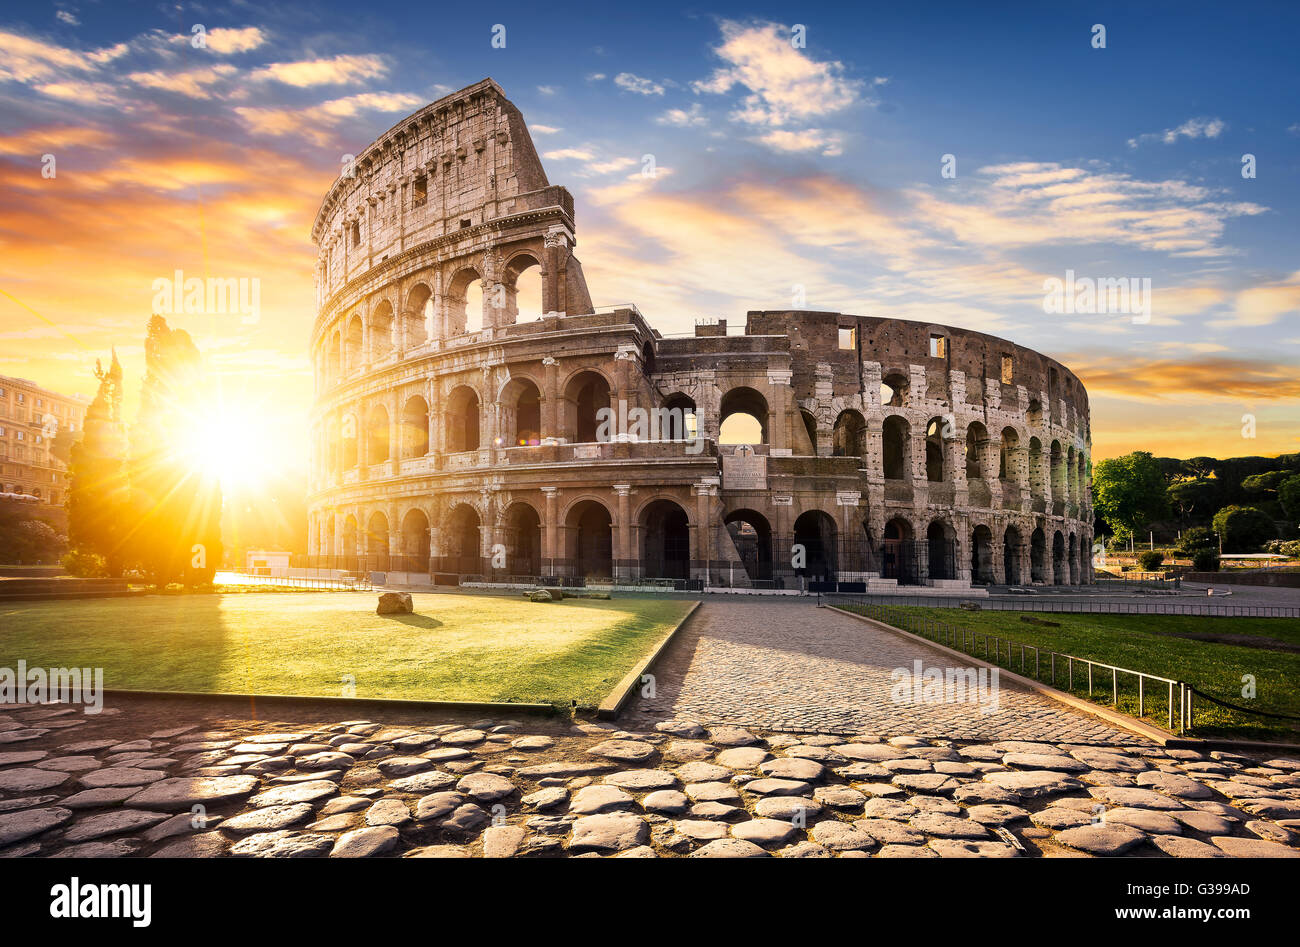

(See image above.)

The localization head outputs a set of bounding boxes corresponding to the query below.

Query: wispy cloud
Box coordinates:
[1127,116,1226,149]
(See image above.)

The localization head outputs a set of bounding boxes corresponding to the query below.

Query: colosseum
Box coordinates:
[307,79,1094,591]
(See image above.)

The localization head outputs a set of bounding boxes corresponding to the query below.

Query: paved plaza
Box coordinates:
[1,600,1298,858]
[628,601,1140,742]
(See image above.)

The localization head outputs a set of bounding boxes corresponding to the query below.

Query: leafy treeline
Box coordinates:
[1094,450,1300,558]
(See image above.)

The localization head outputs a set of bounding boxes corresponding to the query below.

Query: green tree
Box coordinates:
[1168,478,1216,518]
[1210,505,1276,553]
[1277,475,1300,520]
[65,352,130,576]
[0,499,65,563]
[1093,451,1170,539]
[1176,526,1217,556]
[1242,470,1291,495]
[129,317,223,586]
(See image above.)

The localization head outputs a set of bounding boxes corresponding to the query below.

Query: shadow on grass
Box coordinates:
[382,612,444,630]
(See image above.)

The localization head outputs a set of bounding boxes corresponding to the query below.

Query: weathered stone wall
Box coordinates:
[307,81,1094,589]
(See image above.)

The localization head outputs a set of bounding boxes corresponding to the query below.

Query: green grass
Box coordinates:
[840,604,1300,742]
[0,591,695,708]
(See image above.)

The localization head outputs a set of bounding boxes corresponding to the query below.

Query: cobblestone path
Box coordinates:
[627,601,1140,743]
[2,696,1298,858]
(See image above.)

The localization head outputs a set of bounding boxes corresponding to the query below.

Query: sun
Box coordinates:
[175,398,280,491]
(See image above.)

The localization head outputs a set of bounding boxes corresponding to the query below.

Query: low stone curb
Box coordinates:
[597,600,702,719]
[97,688,557,717]
[826,605,1174,745]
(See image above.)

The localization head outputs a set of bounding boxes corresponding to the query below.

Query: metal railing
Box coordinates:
[822,590,1300,618]
[829,598,1192,732]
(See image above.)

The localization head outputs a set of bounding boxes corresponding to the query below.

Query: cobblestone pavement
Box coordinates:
[2,698,1298,858]
[627,601,1141,743]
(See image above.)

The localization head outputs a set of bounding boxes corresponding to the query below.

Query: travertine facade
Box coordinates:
[307,79,1093,589]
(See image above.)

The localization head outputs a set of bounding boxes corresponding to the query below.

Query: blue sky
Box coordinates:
[0,0,1297,465]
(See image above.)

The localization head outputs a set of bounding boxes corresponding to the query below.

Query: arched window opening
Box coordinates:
[882,415,909,480]
[927,520,955,580]
[965,422,987,479]
[564,372,611,443]
[724,509,772,582]
[971,524,994,585]
[792,511,837,583]
[719,387,769,445]
[661,394,697,441]
[401,396,429,459]
[446,387,481,453]
[502,254,543,324]
[881,372,908,408]
[366,404,389,465]
[405,284,432,348]
[444,505,482,575]
[832,410,866,458]
[1003,525,1023,585]
[370,301,394,359]
[503,503,542,577]
[642,500,691,580]
[565,500,612,578]
[925,417,945,482]
[446,269,484,337]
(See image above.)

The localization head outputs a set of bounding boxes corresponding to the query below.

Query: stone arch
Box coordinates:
[500,250,544,325]
[1068,530,1080,584]
[719,386,769,445]
[793,509,837,582]
[965,421,988,479]
[724,508,772,582]
[1003,524,1024,585]
[365,510,390,568]
[1030,527,1047,583]
[501,500,542,576]
[882,516,915,583]
[925,417,946,482]
[400,508,430,567]
[832,409,866,458]
[926,518,956,580]
[1052,529,1066,585]
[445,385,481,453]
[882,415,910,480]
[345,312,364,370]
[401,395,429,458]
[341,411,359,468]
[881,371,908,408]
[442,503,482,574]
[562,370,612,443]
[500,375,543,447]
[641,498,691,580]
[798,409,819,455]
[446,266,484,337]
[661,392,697,441]
[405,282,433,348]
[564,497,613,578]
[999,426,1020,481]
[366,403,389,464]
[342,514,359,559]
[971,523,994,585]
[370,299,395,359]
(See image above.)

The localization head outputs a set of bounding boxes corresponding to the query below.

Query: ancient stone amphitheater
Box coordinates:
[307,79,1094,590]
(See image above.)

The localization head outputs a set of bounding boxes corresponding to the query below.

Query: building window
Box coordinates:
[413,174,428,207]
[1001,354,1014,384]
[929,335,947,359]
[838,327,856,350]
[350,221,360,247]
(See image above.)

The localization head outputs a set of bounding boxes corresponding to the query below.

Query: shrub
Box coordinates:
[62,549,106,577]
[1191,550,1220,572]
[1211,505,1276,552]
[1137,550,1165,571]
[1177,526,1217,556]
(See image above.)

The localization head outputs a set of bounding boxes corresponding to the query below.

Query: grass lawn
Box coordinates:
[0,591,695,708]
[840,604,1300,742]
